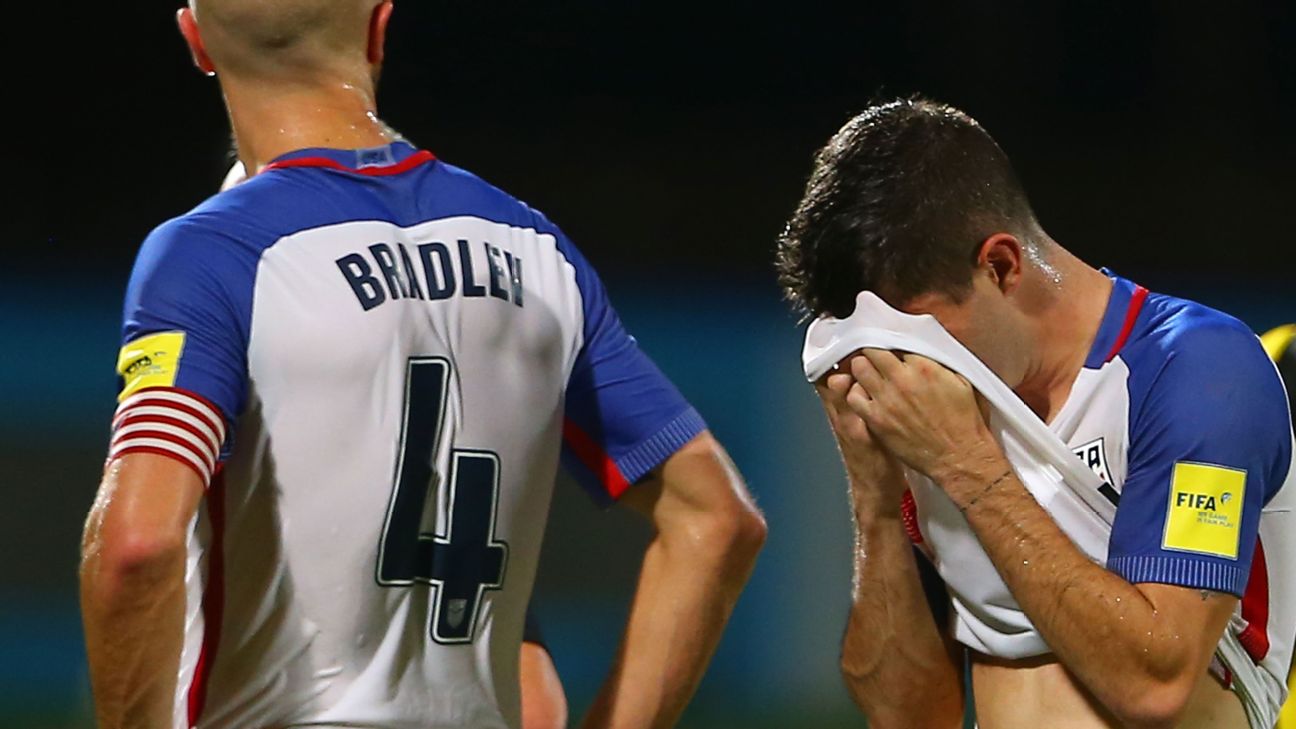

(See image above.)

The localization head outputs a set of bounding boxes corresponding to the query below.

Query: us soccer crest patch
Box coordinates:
[1073,437,1121,506]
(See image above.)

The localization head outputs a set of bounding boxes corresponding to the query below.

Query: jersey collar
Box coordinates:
[1083,269,1150,369]
[262,141,435,176]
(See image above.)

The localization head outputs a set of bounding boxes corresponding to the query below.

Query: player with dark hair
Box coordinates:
[78,2,766,728]
[778,97,1294,728]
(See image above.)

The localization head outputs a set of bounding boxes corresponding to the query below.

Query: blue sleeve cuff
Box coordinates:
[1107,554,1247,597]
[615,407,708,485]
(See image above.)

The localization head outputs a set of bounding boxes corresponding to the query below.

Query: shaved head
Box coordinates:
[190,0,383,79]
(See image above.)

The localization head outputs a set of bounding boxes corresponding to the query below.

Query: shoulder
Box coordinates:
[427,162,600,281]
[1121,290,1291,478]
[425,161,568,238]
[130,199,270,299]
[1122,290,1277,393]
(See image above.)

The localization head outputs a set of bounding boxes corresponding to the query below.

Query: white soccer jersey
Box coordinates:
[901,273,1296,728]
[108,142,706,729]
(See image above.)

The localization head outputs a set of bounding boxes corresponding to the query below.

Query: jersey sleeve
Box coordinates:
[556,237,707,504]
[109,216,254,486]
[1106,322,1294,597]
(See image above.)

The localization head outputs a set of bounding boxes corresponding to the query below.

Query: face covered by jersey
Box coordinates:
[894,276,1296,727]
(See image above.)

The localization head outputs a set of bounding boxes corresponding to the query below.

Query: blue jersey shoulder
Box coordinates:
[1121,290,1290,473]
[1106,282,1292,595]
[1123,290,1263,376]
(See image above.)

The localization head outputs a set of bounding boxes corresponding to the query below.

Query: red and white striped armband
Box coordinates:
[109,387,227,486]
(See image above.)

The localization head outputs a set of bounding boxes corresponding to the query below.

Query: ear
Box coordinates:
[975,233,1025,295]
[176,8,216,76]
[367,1,395,65]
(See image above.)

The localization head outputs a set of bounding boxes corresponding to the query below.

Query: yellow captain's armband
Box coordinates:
[116,331,186,401]
[1161,461,1247,560]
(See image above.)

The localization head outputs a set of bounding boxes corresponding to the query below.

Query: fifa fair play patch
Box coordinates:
[116,331,186,401]
[1161,461,1246,560]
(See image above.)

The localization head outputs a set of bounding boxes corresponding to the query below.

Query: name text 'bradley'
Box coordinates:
[336,240,524,312]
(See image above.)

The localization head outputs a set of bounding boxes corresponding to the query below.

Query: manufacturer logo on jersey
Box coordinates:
[1072,437,1121,506]
[1162,461,1246,560]
[116,331,186,402]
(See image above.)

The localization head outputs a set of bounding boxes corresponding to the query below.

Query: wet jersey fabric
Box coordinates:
[110,142,705,729]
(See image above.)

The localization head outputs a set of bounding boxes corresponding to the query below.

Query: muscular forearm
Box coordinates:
[843,504,964,729]
[80,457,200,729]
[941,456,1228,727]
[580,517,762,729]
[80,541,188,728]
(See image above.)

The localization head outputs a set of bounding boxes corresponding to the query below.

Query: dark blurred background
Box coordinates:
[15,1,1296,727]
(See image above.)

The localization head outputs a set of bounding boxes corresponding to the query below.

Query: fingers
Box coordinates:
[845,381,873,420]
[824,371,854,400]
[860,348,905,379]
[815,358,873,441]
[816,355,860,404]
[848,352,885,394]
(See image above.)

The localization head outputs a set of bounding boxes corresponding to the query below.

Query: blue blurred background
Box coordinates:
[20,1,1296,726]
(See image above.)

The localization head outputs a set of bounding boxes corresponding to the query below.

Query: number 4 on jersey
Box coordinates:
[375,357,509,644]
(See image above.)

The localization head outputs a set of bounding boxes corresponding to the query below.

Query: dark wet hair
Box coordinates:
[776,96,1040,319]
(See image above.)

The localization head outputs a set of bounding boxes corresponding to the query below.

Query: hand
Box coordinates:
[843,350,998,484]
[816,354,908,515]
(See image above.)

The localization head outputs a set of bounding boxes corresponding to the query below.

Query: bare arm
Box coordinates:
[848,349,1236,729]
[579,431,766,729]
[81,453,204,729]
[942,460,1234,729]
[821,365,965,729]
[521,641,568,729]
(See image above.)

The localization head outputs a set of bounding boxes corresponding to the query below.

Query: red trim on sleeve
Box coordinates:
[900,489,924,545]
[110,387,227,486]
[112,429,215,471]
[114,386,222,435]
[114,412,220,455]
[107,445,211,484]
[1103,285,1149,363]
[1237,537,1271,662]
[562,418,632,499]
[187,470,228,726]
[262,150,436,176]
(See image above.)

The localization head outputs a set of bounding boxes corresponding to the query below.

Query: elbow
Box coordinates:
[1107,676,1197,729]
[839,655,960,729]
[728,500,769,561]
[689,494,767,568]
[660,434,767,564]
[839,654,873,699]
[838,651,903,712]
[81,516,188,597]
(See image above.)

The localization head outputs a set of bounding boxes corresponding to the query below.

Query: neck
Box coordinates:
[221,75,397,174]
[1013,247,1114,421]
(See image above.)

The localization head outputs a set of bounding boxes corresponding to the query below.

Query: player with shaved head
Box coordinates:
[79,3,766,728]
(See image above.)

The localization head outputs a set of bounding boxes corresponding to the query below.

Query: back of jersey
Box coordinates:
[110,142,705,729]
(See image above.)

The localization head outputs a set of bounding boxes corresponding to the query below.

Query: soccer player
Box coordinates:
[78,3,766,728]
[776,98,1294,728]
[218,161,568,729]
